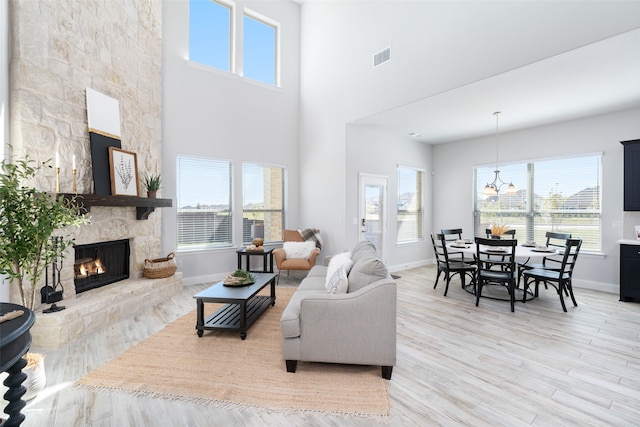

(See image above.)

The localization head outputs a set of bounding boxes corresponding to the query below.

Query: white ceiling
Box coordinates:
[352,28,640,144]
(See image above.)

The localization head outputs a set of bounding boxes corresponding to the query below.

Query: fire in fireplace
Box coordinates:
[74,239,130,294]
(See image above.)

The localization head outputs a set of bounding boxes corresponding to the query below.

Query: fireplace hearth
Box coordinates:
[74,239,130,294]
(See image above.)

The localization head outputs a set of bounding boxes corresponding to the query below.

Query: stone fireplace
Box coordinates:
[7,0,181,349]
[74,239,131,294]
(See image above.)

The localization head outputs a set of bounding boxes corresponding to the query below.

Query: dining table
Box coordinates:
[446,240,559,302]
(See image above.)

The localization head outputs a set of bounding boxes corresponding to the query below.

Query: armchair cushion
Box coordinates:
[283,241,317,259]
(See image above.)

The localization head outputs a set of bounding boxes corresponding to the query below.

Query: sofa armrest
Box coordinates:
[297,280,396,366]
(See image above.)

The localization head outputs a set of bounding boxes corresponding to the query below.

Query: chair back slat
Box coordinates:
[432,233,456,264]
[485,228,516,239]
[441,228,463,243]
[560,238,582,275]
[475,237,518,273]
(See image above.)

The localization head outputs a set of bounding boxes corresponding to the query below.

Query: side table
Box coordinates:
[236,248,274,273]
[0,303,35,426]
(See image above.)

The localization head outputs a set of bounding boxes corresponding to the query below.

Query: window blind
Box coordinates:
[177,156,233,249]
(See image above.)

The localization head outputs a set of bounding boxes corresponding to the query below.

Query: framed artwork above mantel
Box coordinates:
[108,147,139,197]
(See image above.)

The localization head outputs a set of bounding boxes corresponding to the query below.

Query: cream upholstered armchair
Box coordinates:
[273,229,321,283]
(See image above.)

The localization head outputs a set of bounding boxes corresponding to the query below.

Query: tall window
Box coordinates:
[242,163,285,243]
[397,166,424,243]
[243,10,278,86]
[177,156,233,249]
[474,154,602,252]
[189,0,233,72]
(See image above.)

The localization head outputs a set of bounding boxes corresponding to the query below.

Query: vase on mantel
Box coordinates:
[147,191,157,199]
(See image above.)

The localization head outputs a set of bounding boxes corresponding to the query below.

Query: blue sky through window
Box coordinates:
[243,15,276,85]
[189,0,230,71]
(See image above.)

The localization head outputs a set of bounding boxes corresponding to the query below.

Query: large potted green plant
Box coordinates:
[0,154,86,310]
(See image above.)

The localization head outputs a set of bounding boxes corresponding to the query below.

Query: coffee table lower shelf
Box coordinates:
[199,295,274,339]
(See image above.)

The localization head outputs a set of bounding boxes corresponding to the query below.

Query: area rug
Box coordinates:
[77,287,390,417]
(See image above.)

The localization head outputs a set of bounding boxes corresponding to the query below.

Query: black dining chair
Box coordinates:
[517,231,571,287]
[475,237,518,312]
[441,228,474,264]
[431,233,476,296]
[521,238,582,312]
[485,228,516,239]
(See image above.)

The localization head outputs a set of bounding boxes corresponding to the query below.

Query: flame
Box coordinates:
[75,257,107,278]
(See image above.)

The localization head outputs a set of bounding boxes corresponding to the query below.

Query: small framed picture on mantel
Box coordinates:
[108,147,139,197]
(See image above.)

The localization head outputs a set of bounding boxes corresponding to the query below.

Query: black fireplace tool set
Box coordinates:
[40,236,66,313]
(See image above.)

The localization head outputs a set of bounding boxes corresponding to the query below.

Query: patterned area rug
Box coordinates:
[77,287,390,417]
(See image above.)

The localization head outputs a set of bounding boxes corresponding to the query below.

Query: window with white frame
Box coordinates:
[177,156,233,249]
[189,0,233,72]
[397,166,424,243]
[188,0,281,87]
[474,154,602,252]
[242,163,285,243]
[243,10,278,86]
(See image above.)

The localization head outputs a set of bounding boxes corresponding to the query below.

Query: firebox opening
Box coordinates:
[74,239,130,294]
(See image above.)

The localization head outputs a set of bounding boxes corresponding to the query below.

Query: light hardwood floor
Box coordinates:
[14,266,640,426]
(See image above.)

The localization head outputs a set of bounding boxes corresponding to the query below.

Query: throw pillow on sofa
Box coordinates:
[283,241,317,259]
[325,251,353,291]
[326,264,349,294]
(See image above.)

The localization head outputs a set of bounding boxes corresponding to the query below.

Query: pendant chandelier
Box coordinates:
[482,111,517,196]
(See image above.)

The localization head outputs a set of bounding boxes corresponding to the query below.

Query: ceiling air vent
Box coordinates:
[373,47,391,68]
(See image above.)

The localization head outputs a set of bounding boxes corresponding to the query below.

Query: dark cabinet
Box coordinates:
[622,139,640,211]
[620,244,640,302]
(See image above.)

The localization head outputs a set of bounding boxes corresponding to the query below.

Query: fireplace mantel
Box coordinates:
[57,193,172,220]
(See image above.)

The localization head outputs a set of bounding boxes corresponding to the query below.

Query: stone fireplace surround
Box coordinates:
[7,1,171,348]
[28,205,183,350]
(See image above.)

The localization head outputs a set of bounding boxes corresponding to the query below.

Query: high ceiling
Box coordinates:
[352,28,640,144]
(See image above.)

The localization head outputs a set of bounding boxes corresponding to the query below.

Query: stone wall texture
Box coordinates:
[9,0,164,305]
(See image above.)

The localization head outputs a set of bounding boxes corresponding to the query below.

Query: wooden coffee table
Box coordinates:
[193,272,276,340]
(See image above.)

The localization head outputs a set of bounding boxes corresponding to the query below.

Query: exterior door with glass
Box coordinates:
[358,174,387,261]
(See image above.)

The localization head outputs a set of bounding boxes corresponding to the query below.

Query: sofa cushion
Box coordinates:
[283,241,317,259]
[326,264,349,294]
[306,265,327,278]
[297,275,327,292]
[351,241,377,264]
[347,254,389,293]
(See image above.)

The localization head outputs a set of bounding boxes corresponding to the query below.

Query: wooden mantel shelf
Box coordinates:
[57,193,173,220]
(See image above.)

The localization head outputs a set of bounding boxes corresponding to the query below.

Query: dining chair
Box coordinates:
[517,231,571,288]
[431,233,476,296]
[441,228,474,264]
[474,237,518,312]
[521,238,582,312]
[485,228,516,239]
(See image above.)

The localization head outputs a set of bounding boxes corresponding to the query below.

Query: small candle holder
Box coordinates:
[72,169,77,194]
[55,167,60,193]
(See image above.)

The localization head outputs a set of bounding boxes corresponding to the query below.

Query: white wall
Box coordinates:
[299,1,640,259]
[162,0,301,285]
[433,108,640,293]
[346,125,432,271]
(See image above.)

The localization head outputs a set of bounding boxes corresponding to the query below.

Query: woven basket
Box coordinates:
[143,252,177,279]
